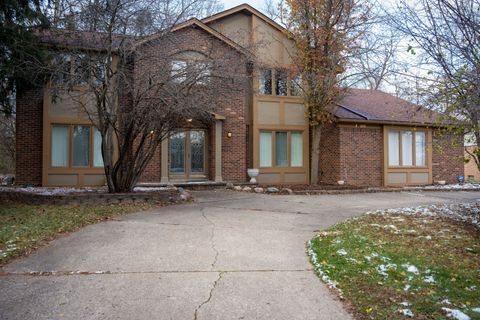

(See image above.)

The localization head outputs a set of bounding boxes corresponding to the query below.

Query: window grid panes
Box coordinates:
[402,131,413,166]
[388,130,427,167]
[275,132,288,167]
[259,69,272,95]
[171,60,187,83]
[73,126,90,167]
[93,128,104,167]
[259,131,304,168]
[259,132,272,167]
[291,132,303,167]
[275,69,288,96]
[51,126,70,167]
[415,132,426,166]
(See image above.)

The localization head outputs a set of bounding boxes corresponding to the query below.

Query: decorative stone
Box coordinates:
[281,188,293,195]
[226,182,234,189]
[177,187,185,193]
[254,187,264,193]
[242,186,252,192]
[233,186,242,191]
[266,187,279,193]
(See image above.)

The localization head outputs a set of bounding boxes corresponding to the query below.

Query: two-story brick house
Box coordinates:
[15,4,464,188]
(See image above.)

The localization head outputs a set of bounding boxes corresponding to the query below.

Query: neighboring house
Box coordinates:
[465,146,480,181]
[15,4,464,187]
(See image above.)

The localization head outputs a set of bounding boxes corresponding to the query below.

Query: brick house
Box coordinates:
[15,4,464,187]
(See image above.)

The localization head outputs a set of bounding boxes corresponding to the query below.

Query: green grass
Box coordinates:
[0,201,161,265]
[308,213,480,319]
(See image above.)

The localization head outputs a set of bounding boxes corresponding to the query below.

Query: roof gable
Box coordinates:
[135,19,249,55]
[201,3,286,33]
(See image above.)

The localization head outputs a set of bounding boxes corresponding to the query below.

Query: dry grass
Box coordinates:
[309,212,480,319]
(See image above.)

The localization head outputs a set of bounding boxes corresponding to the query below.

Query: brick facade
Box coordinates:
[15,87,44,186]
[432,130,464,184]
[318,124,383,186]
[135,26,249,183]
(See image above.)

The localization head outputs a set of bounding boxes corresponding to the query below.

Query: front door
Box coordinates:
[169,130,206,180]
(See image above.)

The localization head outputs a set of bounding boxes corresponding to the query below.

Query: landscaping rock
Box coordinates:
[226,182,234,189]
[177,187,185,193]
[233,186,242,191]
[266,187,279,193]
[254,187,264,193]
[242,186,252,192]
[281,188,294,195]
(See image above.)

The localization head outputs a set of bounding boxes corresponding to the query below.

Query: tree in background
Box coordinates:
[0,114,15,174]
[390,0,480,172]
[0,0,49,116]
[285,0,370,183]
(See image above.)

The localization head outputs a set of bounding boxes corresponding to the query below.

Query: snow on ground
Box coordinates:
[366,202,480,229]
[0,186,176,195]
[405,183,480,190]
[441,308,471,320]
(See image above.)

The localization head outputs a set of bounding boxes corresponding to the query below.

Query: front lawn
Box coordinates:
[0,202,161,266]
[308,203,480,319]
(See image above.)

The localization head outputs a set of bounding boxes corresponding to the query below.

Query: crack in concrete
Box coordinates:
[193,271,223,320]
[200,207,219,270]
[207,205,316,215]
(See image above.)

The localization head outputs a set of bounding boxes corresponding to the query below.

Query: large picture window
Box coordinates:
[388,129,427,167]
[259,131,303,168]
[51,125,103,168]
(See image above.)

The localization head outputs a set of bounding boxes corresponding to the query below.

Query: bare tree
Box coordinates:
[390,0,480,172]
[43,0,250,192]
[0,114,15,174]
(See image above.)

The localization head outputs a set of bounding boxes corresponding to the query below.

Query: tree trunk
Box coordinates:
[310,124,321,185]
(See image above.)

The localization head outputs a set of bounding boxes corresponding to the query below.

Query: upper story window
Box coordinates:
[259,69,272,95]
[275,69,288,96]
[259,68,302,97]
[53,53,108,86]
[171,60,187,83]
[388,129,427,167]
[170,60,211,84]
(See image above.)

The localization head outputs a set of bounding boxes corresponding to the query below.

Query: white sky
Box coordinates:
[220,0,266,12]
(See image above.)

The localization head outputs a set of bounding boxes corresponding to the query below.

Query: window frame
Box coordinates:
[50,124,103,169]
[259,130,304,168]
[258,68,303,97]
[386,128,428,168]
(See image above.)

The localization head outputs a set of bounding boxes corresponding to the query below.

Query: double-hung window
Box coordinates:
[259,131,303,168]
[387,129,427,167]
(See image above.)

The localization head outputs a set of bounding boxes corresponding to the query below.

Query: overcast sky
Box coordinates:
[220,0,266,12]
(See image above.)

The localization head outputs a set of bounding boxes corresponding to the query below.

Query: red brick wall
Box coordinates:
[16,87,44,186]
[432,130,464,183]
[338,126,383,187]
[318,124,340,185]
[135,26,249,183]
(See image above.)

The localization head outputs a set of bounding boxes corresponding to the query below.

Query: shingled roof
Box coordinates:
[332,89,441,125]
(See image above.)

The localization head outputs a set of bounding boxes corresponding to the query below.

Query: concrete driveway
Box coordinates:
[1,190,479,319]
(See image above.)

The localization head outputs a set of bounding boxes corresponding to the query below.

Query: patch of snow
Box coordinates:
[466,285,477,292]
[399,309,414,317]
[336,249,348,256]
[377,263,397,277]
[402,264,420,275]
[404,284,411,291]
[406,183,480,190]
[424,275,435,283]
[442,308,471,320]
[471,308,480,313]
[133,186,175,192]
[0,186,101,195]
[366,203,480,229]
[441,299,452,305]
[307,240,344,298]
[419,235,432,240]
[400,301,412,306]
